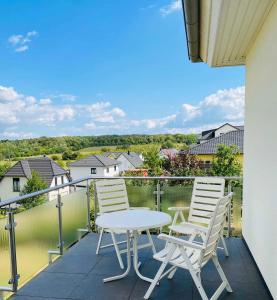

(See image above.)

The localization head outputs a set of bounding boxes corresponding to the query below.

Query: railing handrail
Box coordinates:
[0,175,242,208]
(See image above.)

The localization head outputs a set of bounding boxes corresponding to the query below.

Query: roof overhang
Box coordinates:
[182,0,275,67]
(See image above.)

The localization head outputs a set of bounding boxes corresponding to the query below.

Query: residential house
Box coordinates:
[186,129,244,168]
[198,123,244,143]
[0,156,70,202]
[69,155,120,180]
[103,151,143,173]
[182,0,277,297]
[159,148,179,159]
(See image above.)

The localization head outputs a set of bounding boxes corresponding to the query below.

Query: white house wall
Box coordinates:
[116,155,134,172]
[214,124,237,137]
[0,177,28,201]
[70,166,119,181]
[49,175,70,201]
[244,2,277,298]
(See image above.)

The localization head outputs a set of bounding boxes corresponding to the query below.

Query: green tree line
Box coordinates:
[0,134,197,160]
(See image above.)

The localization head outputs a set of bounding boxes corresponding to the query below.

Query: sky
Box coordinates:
[0,0,245,139]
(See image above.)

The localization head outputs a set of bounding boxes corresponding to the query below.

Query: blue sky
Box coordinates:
[0,0,245,139]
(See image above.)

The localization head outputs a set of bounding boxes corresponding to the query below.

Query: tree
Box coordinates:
[20,171,48,209]
[163,153,204,177]
[211,144,242,176]
[0,161,11,177]
[143,147,163,176]
[161,140,175,149]
[62,150,78,160]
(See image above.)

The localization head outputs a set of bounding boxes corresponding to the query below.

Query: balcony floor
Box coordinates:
[11,233,271,300]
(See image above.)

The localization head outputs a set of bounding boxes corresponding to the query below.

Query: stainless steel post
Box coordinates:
[86,180,91,231]
[5,207,19,292]
[56,194,64,255]
[93,180,97,231]
[227,181,232,238]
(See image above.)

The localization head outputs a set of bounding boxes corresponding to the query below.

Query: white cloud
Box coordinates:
[130,114,176,129]
[39,98,52,105]
[1,130,34,139]
[112,108,126,117]
[85,122,96,130]
[8,31,38,52]
[51,93,77,102]
[160,0,182,16]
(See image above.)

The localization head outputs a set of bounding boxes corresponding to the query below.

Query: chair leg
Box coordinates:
[212,255,232,293]
[96,227,104,255]
[146,230,156,254]
[189,270,209,300]
[111,232,124,269]
[167,267,177,279]
[144,261,169,300]
[220,235,229,257]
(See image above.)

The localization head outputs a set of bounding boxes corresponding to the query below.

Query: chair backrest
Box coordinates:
[198,193,232,266]
[188,177,225,226]
[95,179,129,214]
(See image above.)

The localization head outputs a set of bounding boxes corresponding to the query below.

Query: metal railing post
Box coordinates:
[86,180,91,232]
[93,180,98,232]
[154,180,164,212]
[5,207,19,292]
[227,181,232,237]
[57,194,64,255]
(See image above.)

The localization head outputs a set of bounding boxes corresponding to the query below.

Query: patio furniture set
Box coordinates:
[95,178,233,300]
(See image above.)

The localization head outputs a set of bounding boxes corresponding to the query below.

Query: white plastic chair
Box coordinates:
[95,179,156,269]
[168,177,230,256]
[144,194,233,300]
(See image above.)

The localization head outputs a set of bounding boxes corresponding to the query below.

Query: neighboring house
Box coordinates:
[185,130,244,168]
[103,151,143,173]
[69,155,120,180]
[198,123,244,143]
[0,156,70,202]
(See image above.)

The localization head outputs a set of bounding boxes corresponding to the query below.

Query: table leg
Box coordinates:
[133,231,154,283]
[103,230,131,283]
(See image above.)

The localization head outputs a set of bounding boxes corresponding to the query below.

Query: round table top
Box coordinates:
[96,209,172,231]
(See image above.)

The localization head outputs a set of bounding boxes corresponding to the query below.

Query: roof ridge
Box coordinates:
[94,155,106,166]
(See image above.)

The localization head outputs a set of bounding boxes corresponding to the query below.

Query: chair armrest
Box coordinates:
[129,207,150,210]
[168,206,190,212]
[158,234,204,250]
[180,222,208,233]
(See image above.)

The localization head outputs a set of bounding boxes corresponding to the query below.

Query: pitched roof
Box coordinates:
[103,152,143,168]
[69,155,120,167]
[187,130,244,155]
[4,156,68,186]
[120,152,143,168]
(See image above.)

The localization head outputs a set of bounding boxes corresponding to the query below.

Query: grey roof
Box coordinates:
[120,152,143,168]
[69,155,120,168]
[187,130,244,155]
[4,156,68,186]
[103,152,143,168]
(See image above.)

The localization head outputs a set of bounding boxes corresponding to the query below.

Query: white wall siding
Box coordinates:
[0,177,28,201]
[116,155,134,172]
[70,166,119,181]
[244,2,277,298]
[214,124,237,137]
[49,175,70,201]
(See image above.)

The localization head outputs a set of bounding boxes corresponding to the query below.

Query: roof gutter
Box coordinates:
[181,0,202,62]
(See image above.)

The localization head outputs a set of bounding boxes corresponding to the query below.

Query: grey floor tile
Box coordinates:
[16,272,84,298]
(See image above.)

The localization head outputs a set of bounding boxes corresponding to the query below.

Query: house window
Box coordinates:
[91,168,97,174]
[61,176,64,185]
[114,166,117,171]
[13,178,20,192]
[55,177,58,186]
[106,168,109,173]
[205,161,211,164]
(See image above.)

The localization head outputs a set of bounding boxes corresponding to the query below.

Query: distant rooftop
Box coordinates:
[187,130,244,155]
[4,156,68,186]
[103,151,143,168]
[69,155,120,168]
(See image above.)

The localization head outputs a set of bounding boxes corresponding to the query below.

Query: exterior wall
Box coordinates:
[0,176,28,201]
[69,166,119,181]
[116,155,134,172]
[214,124,237,137]
[48,175,70,201]
[244,3,277,298]
[196,154,243,164]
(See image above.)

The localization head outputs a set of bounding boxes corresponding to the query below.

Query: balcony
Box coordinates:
[0,177,272,299]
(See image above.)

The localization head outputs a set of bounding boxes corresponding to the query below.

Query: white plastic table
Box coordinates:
[96,209,172,283]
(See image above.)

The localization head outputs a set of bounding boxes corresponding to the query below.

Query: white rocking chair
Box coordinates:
[168,177,231,256]
[144,194,233,300]
[95,179,156,269]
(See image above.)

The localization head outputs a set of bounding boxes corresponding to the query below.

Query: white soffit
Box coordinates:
[204,0,275,67]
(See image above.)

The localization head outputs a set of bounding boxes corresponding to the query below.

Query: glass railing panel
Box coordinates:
[14,198,58,287]
[0,215,10,288]
[231,184,243,236]
[61,189,87,248]
[125,179,156,210]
